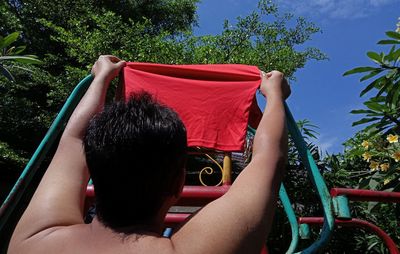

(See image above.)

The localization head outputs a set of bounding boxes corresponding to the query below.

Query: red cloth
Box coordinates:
[121,62,262,152]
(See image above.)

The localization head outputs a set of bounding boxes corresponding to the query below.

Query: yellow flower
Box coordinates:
[369,161,379,171]
[361,140,370,149]
[362,152,372,162]
[383,178,391,185]
[392,151,400,162]
[380,163,390,172]
[387,134,398,143]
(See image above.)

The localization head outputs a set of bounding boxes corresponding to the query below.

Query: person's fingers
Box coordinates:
[91,62,97,75]
[99,55,122,63]
[116,60,126,68]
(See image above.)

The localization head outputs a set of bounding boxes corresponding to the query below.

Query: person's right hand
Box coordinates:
[91,55,126,84]
[260,70,291,100]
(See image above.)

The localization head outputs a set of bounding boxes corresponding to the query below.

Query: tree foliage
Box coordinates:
[0,0,324,176]
[0,31,41,82]
[344,28,400,135]
[327,20,400,252]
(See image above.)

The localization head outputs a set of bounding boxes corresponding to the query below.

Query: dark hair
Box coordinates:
[83,92,187,233]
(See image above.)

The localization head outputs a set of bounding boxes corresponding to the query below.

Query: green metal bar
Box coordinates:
[299,223,311,239]
[279,184,300,254]
[284,103,335,254]
[0,75,93,232]
[332,196,351,219]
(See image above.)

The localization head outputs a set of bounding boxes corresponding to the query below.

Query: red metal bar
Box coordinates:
[177,185,230,206]
[86,184,95,197]
[330,188,400,203]
[165,213,191,227]
[86,185,229,204]
[261,245,268,254]
[299,217,400,254]
[85,185,230,213]
[84,185,95,213]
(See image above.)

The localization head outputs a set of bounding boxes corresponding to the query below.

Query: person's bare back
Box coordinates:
[8,56,290,254]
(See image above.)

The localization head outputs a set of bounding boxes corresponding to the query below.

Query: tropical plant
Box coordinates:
[343,132,400,192]
[343,21,400,135]
[324,133,400,252]
[339,22,400,251]
[0,31,41,81]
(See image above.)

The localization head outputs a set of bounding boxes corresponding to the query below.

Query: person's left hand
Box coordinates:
[91,55,126,83]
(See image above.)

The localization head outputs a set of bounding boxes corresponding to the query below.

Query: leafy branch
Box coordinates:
[0,31,42,82]
[344,29,400,134]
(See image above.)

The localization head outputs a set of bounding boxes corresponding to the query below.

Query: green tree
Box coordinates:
[344,23,400,135]
[327,19,400,252]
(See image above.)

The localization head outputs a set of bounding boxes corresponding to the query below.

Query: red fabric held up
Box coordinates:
[121,62,262,152]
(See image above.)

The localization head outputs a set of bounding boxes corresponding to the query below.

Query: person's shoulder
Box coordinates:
[10,223,178,254]
[8,224,89,254]
[54,224,179,254]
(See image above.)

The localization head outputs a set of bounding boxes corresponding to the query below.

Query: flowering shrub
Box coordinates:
[345,132,400,191]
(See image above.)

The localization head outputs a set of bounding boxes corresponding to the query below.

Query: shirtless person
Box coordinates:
[8,55,290,254]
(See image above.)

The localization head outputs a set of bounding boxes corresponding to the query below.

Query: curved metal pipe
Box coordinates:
[299,217,400,254]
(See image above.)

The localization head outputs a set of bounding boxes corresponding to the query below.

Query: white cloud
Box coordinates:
[276,0,400,20]
[311,135,340,155]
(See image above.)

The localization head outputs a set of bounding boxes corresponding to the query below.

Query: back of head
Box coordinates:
[83,92,187,233]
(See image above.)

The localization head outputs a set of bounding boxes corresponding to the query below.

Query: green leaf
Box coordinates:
[13,46,26,55]
[12,65,34,73]
[352,117,380,126]
[391,48,400,61]
[367,51,382,64]
[343,66,377,76]
[360,69,382,82]
[376,79,391,97]
[385,68,398,79]
[359,178,370,188]
[370,96,386,103]
[0,56,42,64]
[363,122,381,132]
[0,32,20,50]
[360,79,381,97]
[386,84,399,106]
[377,39,400,45]
[369,176,380,190]
[364,101,385,111]
[389,85,400,108]
[368,201,379,212]
[386,31,400,40]
[0,64,16,82]
[350,109,377,114]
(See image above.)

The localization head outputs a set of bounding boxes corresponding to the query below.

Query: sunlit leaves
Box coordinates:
[0,31,42,82]
[344,29,400,134]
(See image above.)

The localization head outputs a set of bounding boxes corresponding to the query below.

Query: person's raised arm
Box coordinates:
[8,56,125,252]
[172,70,290,254]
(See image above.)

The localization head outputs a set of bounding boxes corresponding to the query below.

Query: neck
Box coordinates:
[92,198,174,237]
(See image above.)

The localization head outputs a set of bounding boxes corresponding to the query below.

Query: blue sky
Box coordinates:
[194,0,400,154]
